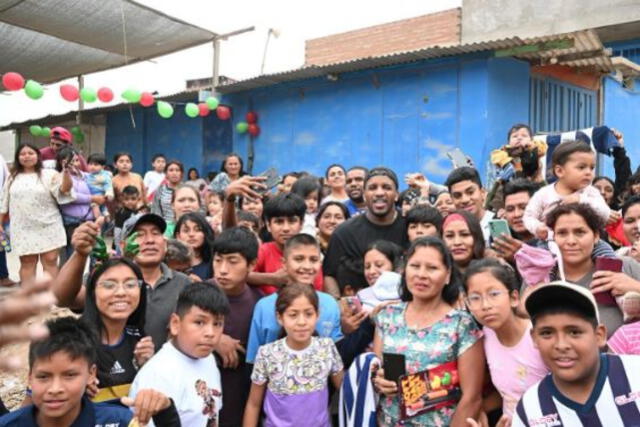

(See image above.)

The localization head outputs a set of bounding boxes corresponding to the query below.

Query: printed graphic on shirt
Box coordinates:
[195,379,222,427]
[110,360,125,375]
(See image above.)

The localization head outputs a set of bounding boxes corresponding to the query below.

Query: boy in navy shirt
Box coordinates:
[0,317,178,427]
[512,281,640,426]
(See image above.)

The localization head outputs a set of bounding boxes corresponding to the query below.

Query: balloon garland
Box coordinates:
[2,71,261,137]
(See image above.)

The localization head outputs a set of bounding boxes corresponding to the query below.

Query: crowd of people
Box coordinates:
[0,122,640,426]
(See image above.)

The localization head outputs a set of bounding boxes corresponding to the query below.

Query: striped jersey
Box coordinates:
[513,354,640,427]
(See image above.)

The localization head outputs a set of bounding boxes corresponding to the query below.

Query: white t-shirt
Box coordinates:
[144,170,165,195]
[129,341,222,427]
[480,209,496,245]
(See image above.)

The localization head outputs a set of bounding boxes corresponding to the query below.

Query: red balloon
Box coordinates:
[140,92,155,107]
[59,84,79,102]
[198,103,210,117]
[2,72,25,91]
[216,105,231,120]
[246,111,258,124]
[248,124,260,137]
[97,87,114,102]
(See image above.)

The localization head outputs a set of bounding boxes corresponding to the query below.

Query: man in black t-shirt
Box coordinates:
[323,167,408,297]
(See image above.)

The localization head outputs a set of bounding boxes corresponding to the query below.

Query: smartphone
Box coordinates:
[594,256,622,306]
[489,219,511,240]
[256,168,280,193]
[342,296,362,314]
[446,148,474,169]
[383,352,406,383]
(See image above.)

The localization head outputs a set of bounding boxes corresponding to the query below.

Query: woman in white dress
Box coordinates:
[0,143,73,283]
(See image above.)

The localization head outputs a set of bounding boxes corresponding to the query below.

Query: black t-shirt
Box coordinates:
[98,328,140,389]
[323,212,408,284]
[191,260,213,280]
[216,284,263,427]
[115,207,137,228]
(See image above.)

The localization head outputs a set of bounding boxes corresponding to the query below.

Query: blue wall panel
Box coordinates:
[105,109,145,173]
[603,76,640,177]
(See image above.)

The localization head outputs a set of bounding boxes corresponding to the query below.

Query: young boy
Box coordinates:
[143,154,166,201]
[165,238,194,274]
[512,281,640,426]
[114,185,141,252]
[129,282,229,427]
[246,233,342,363]
[247,193,323,294]
[406,205,443,241]
[210,226,263,427]
[85,153,114,220]
[524,141,610,240]
[0,317,179,426]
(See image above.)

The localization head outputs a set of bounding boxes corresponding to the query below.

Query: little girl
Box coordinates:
[356,241,403,312]
[243,283,343,427]
[523,140,610,240]
[291,176,321,236]
[206,191,224,233]
[111,152,146,210]
[463,258,548,422]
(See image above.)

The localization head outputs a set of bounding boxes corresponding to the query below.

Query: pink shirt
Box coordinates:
[483,324,549,417]
[608,322,640,355]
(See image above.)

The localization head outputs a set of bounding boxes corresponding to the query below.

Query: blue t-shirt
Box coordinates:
[246,290,343,363]
[344,199,365,217]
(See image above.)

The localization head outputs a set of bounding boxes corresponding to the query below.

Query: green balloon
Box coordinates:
[75,133,85,143]
[157,101,174,119]
[40,127,51,137]
[29,125,42,136]
[205,96,219,110]
[71,126,81,135]
[236,122,249,133]
[185,103,199,118]
[122,89,141,103]
[24,80,44,100]
[80,88,97,103]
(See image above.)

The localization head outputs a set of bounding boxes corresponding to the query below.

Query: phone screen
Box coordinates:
[383,352,406,382]
[489,219,511,239]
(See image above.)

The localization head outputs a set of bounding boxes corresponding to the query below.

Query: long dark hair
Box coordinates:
[81,258,146,383]
[442,210,485,262]
[174,212,215,264]
[55,146,78,174]
[220,153,246,177]
[399,236,461,305]
[10,143,42,182]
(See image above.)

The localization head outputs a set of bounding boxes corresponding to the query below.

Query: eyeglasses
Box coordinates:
[465,290,507,309]
[96,280,142,292]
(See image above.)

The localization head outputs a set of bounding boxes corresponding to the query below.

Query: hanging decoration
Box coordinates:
[80,87,97,103]
[216,105,231,120]
[40,127,51,137]
[185,103,199,118]
[205,96,219,110]
[157,101,174,119]
[246,111,258,124]
[29,125,42,136]
[122,88,141,103]
[24,80,44,99]
[236,122,248,133]
[97,87,114,102]
[198,103,210,117]
[60,85,79,102]
[248,123,260,137]
[1,72,25,91]
[140,92,155,107]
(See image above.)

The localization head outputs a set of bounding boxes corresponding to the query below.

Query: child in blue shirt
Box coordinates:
[85,153,114,220]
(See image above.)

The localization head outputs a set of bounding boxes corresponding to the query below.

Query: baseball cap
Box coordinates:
[50,127,72,143]
[122,213,166,239]
[365,166,399,189]
[525,281,600,324]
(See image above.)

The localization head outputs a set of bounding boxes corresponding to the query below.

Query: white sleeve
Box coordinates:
[579,186,611,222]
[129,362,174,400]
[523,186,548,235]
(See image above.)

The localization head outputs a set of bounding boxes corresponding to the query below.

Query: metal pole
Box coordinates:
[212,38,220,89]
[261,30,272,75]
[77,75,84,125]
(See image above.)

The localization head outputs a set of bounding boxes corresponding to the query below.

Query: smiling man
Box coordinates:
[323,167,408,297]
[51,213,192,350]
[344,166,368,216]
[445,166,495,244]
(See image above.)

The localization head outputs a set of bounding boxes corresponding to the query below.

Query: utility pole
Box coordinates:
[212,26,255,90]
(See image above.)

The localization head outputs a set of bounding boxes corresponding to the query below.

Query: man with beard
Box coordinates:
[344,166,368,216]
[322,167,408,298]
[51,213,191,350]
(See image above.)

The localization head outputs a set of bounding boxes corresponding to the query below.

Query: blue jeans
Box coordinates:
[0,249,9,279]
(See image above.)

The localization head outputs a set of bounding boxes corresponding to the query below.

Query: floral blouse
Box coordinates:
[375,302,483,427]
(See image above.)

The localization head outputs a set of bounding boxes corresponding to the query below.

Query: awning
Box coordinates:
[0,0,216,84]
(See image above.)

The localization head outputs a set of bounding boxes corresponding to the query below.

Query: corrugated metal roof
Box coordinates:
[217,30,613,94]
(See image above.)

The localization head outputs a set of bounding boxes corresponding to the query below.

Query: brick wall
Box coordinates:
[305,8,461,66]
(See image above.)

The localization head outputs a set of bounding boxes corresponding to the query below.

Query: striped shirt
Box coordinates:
[513,354,640,426]
[609,323,640,355]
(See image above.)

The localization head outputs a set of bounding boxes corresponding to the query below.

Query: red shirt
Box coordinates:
[254,241,323,295]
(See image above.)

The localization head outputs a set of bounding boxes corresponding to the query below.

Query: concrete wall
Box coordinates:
[227,55,530,184]
[461,0,640,43]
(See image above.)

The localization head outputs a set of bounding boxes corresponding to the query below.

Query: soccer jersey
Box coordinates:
[513,354,640,426]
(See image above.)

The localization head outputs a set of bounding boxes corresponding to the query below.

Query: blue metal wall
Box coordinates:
[105,101,232,175]
[227,55,530,184]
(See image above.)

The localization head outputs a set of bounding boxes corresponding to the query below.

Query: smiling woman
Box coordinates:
[81,258,152,402]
